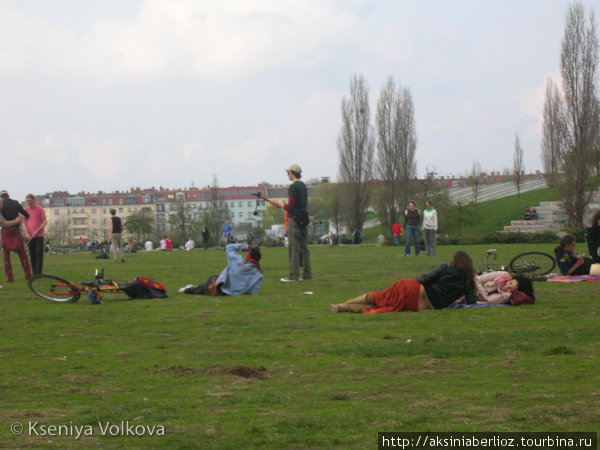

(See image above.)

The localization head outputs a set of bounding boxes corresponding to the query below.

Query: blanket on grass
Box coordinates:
[547,275,600,283]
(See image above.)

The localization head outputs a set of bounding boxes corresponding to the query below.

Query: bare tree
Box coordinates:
[397,86,418,209]
[469,161,482,203]
[558,2,599,226]
[337,73,374,231]
[513,133,524,197]
[541,78,567,188]
[375,76,417,233]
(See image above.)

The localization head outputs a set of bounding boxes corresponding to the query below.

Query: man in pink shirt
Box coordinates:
[24,194,47,275]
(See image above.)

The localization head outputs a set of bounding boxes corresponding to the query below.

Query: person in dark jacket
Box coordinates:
[586,210,600,264]
[403,201,420,256]
[330,251,477,314]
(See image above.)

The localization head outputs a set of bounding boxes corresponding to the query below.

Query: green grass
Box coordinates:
[1,245,598,448]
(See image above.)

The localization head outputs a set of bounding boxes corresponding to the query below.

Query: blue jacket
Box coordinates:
[216,243,263,296]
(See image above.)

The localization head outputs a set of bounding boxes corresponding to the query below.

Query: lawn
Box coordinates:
[0,245,598,449]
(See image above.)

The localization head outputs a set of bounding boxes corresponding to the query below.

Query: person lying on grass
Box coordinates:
[475,271,535,305]
[555,234,591,276]
[330,250,477,314]
[179,241,262,296]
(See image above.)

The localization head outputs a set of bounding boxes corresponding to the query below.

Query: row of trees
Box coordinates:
[541,2,599,227]
[337,74,417,234]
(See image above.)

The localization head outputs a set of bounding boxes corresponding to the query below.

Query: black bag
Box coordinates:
[293,211,310,229]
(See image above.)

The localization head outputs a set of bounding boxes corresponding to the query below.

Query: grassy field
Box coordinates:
[1,245,598,449]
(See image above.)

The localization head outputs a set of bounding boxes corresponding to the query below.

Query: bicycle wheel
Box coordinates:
[28,274,81,303]
[509,252,556,277]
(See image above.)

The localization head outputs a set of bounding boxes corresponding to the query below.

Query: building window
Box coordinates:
[108,199,113,205]
[92,219,97,225]
[103,219,107,225]
[239,212,243,218]
[55,210,60,215]
[142,196,150,204]
[55,220,60,226]
[92,209,96,214]
[119,208,123,213]
[118,198,123,205]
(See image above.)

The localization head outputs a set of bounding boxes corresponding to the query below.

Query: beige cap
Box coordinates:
[285,164,302,174]
[590,263,600,277]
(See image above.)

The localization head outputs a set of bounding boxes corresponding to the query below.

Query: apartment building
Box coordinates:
[39,186,267,245]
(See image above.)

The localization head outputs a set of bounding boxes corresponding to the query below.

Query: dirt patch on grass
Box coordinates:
[218,365,268,380]
[154,365,204,377]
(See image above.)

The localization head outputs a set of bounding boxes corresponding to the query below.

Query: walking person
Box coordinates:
[0,191,33,281]
[268,164,312,282]
[24,194,47,275]
[109,209,125,263]
[391,221,402,246]
[403,201,420,256]
[422,200,438,256]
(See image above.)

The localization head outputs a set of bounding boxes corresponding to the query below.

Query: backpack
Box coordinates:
[119,277,168,299]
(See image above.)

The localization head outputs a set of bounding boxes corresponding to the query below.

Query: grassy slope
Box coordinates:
[362,188,560,243]
[0,245,598,448]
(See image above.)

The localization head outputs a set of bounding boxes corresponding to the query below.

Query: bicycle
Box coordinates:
[483,249,556,278]
[28,269,121,304]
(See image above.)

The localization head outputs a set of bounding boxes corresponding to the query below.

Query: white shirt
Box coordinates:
[160,239,166,250]
[422,208,438,230]
[145,241,153,251]
[184,239,195,251]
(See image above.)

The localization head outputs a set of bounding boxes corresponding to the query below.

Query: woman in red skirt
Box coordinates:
[330,251,477,314]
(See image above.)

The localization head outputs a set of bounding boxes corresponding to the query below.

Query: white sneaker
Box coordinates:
[179,284,194,293]
[280,278,298,282]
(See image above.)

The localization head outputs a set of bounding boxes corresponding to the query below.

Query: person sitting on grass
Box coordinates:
[475,271,535,305]
[555,234,591,276]
[330,250,477,314]
[179,241,262,296]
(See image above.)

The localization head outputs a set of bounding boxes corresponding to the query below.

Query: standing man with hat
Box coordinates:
[268,164,312,282]
[0,190,33,281]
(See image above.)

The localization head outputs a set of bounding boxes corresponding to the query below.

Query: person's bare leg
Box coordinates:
[330,294,371,313]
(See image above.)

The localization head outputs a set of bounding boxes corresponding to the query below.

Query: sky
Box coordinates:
[1,0,598,201]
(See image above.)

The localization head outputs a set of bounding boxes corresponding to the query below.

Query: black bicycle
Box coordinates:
[483,249,556,277]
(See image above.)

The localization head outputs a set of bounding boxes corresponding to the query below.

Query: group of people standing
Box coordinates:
[0,191,46,282]
[392,200,438,257]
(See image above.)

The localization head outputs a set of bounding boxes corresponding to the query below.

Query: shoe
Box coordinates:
[329,304,339,313]
[280,278,298,282]
[179,284,195,294]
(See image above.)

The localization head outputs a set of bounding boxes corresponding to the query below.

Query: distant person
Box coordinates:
[184,237,195,251]
[530,207,538,220]
[222,220,233,244]
[524,207,532,220]
[202,226,210,250]
[109,208,125,263]
[403,201,420,256]
[268,164,312,282]
[24,194,47,275]
[0,191,32,281]
[165,237,173,250]
[391,221,402,246]
[585,210,600,264]
[554,234,591,276]
[422,200,438,256]
[330,251,477,314]
[145,240,153,251]
[179,241,263,296]
[160,236,167,251]
[353,228,362,245]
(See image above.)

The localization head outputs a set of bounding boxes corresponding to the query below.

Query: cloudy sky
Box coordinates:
[1,0,598,201]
